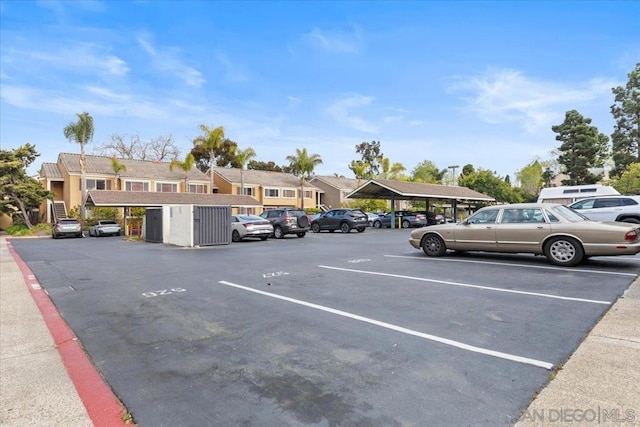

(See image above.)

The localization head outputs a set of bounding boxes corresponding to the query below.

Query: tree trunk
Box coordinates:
[241,168,246,214]
[11,193,33,229]
[210,150,215,193]
[80,143,86,226]
[300,179,305,210]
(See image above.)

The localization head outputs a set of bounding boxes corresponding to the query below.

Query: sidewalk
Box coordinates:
[1,234,639,426]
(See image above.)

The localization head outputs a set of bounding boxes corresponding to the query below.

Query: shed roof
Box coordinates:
[347,179,495,202]
[85,191,261,208]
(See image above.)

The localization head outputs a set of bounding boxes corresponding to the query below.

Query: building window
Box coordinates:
[304,190,313,199]
[156,183,178,193]
[125,181,149,192]
[282,189,296,198]
[264,188,279,198]
[189,184,206,193]
[84,179,111,191]
[236,187,254,196]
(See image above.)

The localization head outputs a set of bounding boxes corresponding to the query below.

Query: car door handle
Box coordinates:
[537,226,544,229]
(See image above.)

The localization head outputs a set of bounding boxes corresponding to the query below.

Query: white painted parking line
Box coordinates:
[318,265,611,305]
[218,280,554,370]
[385,254,638,277]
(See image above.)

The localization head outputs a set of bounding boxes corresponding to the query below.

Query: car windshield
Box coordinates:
[99,221,117,225]
[552,205,589,222]
[60,219,78,224]
[237,215,264,221]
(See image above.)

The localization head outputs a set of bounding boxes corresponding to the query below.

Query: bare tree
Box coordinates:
[96,133,181,161]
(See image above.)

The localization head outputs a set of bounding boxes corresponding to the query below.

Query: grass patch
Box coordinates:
[6,223,53,236]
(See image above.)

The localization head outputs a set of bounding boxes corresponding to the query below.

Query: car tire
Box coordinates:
[402,220,411,229]
[421,234,447,257]
[297,216,309,228]
[620,217,640,224]
[232,230,242,242]
[544,236,584,267]
[297,232,306,238]
[260,236,268,241]
[340,222,351,233]
[273,226,284,239]
[311,223,321,233]
[373,221,382,229]
[357,228,365,232]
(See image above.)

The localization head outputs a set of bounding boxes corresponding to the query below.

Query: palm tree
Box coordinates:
[378,157,406,180]
[170,153,196,192]
[235,147,257,213]
[286,148,323,210]
[192,125,225,193]
[110,157,127,191]
[63,112,94,224]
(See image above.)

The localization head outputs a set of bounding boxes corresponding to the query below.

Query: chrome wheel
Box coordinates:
[545,237,583,267]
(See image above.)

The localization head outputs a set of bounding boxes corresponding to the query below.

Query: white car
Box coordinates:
[88,220,122,237]
[569,195,640,224]
[231,215,273,242]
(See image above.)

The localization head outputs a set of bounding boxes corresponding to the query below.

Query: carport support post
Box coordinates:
[391,195,396,228]
[124,206,128,236]
[452,200,458,222]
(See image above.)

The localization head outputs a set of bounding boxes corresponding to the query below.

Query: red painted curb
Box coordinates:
[6,239,129,426]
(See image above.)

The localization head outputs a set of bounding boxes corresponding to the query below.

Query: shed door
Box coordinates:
[193,206,231,246]
[145,209,163,243]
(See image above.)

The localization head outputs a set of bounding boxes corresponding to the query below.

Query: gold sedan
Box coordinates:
[409,203,640,267]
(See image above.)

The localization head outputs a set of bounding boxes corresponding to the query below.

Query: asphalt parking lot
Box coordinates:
[9,229,640,426]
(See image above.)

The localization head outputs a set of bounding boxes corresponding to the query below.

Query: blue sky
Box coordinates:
[1,1,639,180]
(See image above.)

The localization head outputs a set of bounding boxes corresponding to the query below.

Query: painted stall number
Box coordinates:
[348,259,371,263]
[263,272,290,278]
[142,288,187,298]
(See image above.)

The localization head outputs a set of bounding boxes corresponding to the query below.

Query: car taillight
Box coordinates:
[625,230,639,242]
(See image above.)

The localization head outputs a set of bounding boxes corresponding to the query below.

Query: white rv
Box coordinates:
[537,184,620,204]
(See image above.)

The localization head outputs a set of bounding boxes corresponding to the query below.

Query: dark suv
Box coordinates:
[310,208,370,233]
[259,209,310,239]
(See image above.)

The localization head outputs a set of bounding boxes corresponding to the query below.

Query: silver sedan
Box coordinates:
[232,215,274,242]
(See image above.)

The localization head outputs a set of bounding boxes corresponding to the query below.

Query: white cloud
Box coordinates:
[136,34,205,88]
[448,69,616,132]
[326,95,377,133]
[305,25,363,53]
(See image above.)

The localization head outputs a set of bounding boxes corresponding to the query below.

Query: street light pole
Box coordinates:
[448,165,459,186]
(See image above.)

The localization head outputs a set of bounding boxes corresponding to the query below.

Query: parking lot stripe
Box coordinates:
[218,280,554,370]
[318,265,611,305]
[385,255,638,277]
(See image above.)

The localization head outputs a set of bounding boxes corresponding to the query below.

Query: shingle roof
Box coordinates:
[40,163,63,180]
[57,153,210,183]
[348,179,495,201]
[85,191,261,207]
[311,175,361,190]
[215,167,320,189]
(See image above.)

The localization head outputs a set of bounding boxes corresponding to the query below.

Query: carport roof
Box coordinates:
[347,179,495,202]
[85,191,261,208]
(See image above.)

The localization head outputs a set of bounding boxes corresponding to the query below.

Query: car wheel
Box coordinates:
[544,236,584,267]
[402,220,411,229]
[232,230,242,242]
[297,232,306,238]
[260,236,268,241]
[421,234,447,257]
[273,226,284,239]
[52,233,57,239]
[311,223,321,233]
[373,221,382,229]
[357,228,365,233]
[340,222,351,233]
[297,215,309,228]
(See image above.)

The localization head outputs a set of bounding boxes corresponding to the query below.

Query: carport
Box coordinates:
[346,179,495,227]
[84,190,261,237]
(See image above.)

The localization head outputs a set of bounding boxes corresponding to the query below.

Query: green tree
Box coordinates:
[350,141,383,177]
[63,112,94,223]
[110,157,127,191]
[612,162,640,194]
[516,160,544,199]
[0,144,53,229]
[248,160,284,172]
[235,147,257,212]
[377,157,406,180]
[610,63,640,178]
[192,125,225,193]
[169,153,196,192]
[458,168,523,204]
[349,160,372,180]
[552,110,609,185]
[286,148,323,209]
[461,164,475,177]
[411,160,445,184]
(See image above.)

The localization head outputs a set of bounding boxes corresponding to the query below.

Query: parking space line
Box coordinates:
[318,265,611,305]
[218,280,554,370]
[385,255,638,277]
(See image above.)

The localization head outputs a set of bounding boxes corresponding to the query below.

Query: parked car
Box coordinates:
[259,208,310,239]
[409,203,640,267]
[365,212,379,226]
[569,195,640,223]
[310,208,370,233]
[372,210,427,229]
[52,218,83,239]
[88,220,122,237]
[231,215,273,242]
